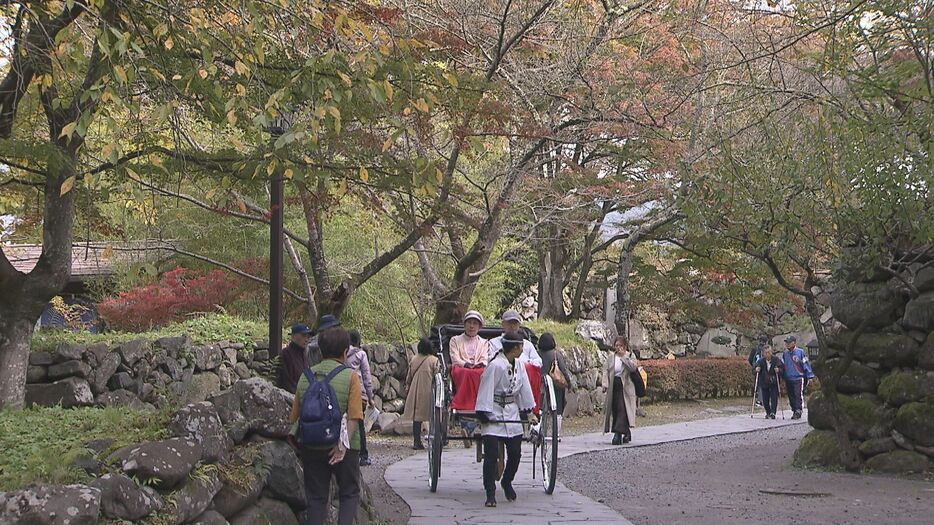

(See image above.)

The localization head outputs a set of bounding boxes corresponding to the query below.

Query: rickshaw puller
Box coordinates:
[474,330,536,508]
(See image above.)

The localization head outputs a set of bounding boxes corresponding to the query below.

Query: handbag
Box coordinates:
[630,368,646,398]
[549,359,568,389]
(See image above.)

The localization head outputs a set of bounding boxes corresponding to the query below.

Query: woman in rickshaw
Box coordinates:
[475,331,536,508]
[449,310,490,446]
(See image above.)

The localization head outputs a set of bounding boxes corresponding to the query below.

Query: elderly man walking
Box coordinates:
[781,335,814,420]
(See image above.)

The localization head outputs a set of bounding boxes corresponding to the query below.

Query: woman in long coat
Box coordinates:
[603,336,639,444]
[403,337,440,449]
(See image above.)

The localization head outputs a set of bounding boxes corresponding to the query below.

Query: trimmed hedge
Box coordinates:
[642,357,756,401]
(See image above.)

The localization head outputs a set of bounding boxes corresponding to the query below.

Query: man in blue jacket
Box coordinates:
[781,335,814,419]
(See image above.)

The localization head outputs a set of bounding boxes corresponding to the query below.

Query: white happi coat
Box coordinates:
[474,353,536,438]
[488,336,543,367]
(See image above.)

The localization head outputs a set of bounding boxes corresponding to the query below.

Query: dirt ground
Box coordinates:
[562,424,934,525]
[362,398,754,524]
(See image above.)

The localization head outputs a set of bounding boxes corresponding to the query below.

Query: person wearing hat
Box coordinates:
[450,310,490,368]
[449,310,491,447]
[278,323,312,394]
[538,332,572,438]
[475,330,536,507]
[305,314,342,368]
[487,310,543,367]
[781,335,814,419]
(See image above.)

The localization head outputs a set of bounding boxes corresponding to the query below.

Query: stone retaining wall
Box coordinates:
[794,265,934,474]
[1,376,378,524]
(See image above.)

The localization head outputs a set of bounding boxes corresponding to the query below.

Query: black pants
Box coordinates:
[300,447,361,525]
[358,419,368,460]
[482,434,522,495]
[760,383,779,415]
[612,377,631,436]
[786,379,804,412]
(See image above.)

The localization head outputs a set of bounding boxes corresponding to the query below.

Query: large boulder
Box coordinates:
[183,372,222,404]
[864,450,930,474]
[169,402,233,463]
[212,470,264,518]
[806,391,835,431]
[96,389,155,411]
[793,430,842,468]
[695,328,738,357]
[831,332,919,368]
[195,344,224,371]
[192,510,230,525]
[234,378,293,438]
[260,441,306,510]
[575,320,613,348]
[830,281,906,330]
[840,393,895,440]
[376,412,400,432]
[902,291,934,331]
[121,437,203,489]
[30,351,55,366]
[155,335,192,358]
[858,437,897,457]
[91,473,163,521]
[0,484,101,525]
[229,498,298,525]
[88,352,121,395]
[829,360,880,394]
[47,359,91,380]
[878,371,934,406]
[53,343,85,363]
[369,344,390,364]
[26,365,48,383]
[117,339,149,367]
[894,402,934,447]
[172,470,223,524]
[209,389,250,444]
[25,377,94,408]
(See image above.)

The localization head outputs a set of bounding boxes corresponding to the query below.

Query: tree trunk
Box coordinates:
[613,243,634,338]
[0,314,36,409]
[538,222,568,321]
[297,181,333,311]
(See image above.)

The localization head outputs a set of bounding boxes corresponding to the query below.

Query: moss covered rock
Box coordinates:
[827,332,919,368]
[920,333,934,370]
[793,430,843,469]
[878,371,934,406]
[829,360,881,394]
[894,402,934,447]
[806,391,835,431]
[857,437,897,457]
[863,450,930,474]
[830,281,906,330]
[838,393,895,440]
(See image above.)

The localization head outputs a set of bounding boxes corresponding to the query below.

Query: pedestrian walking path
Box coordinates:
[384,409,808,524]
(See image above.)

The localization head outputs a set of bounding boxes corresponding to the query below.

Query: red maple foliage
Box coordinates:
[98,267,239,331]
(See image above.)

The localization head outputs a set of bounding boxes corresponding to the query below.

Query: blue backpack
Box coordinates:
[298,366,347,446]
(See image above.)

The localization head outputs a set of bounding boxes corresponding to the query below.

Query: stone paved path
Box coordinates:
[384,409,808,524]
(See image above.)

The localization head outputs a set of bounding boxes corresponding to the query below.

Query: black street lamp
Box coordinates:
[806,338,820,361]
[268,113,292,357]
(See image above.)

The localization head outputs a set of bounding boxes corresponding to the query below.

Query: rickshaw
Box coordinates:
[425,324,559,495]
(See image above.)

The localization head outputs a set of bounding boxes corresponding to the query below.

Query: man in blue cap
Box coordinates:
[305,314,342,368]
[781,335,814,419]
[278,323,313,394]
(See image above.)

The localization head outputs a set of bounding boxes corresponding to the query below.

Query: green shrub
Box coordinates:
[31,313,271,352]
[0,406,170,490]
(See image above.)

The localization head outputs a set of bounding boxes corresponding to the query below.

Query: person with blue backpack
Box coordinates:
[288,327,364,525]
[781,335,814,420]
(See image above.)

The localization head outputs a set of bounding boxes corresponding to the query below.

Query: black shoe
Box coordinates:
[501,481,517,502]
[485,491,497,508]
[622,434,631,444]
[792,411,802,420]
[767,413,775,419]
[612,433,622,446]
[360,457,372,466]
[413,442,425,450]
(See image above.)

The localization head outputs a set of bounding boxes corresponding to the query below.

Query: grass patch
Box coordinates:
[0,406,171,491]
[524,319,598,352]
[31,313,272,352]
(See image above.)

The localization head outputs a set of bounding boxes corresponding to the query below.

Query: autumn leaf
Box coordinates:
[113,65,128,83]
[360,166,369,182]
[60,176,76,196]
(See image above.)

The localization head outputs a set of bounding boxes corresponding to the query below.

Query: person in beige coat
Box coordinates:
[403,338,440,450]
[603,336,639,445]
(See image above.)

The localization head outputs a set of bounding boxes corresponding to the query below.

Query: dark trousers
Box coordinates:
[482,434,522,495]
[357,419,368,460]
[760,383,779,415]
[612,377,631,436]
[300,447,361,525]
[786,379,804,412]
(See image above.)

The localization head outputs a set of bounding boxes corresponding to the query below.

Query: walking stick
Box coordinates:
[751,370,760,418]
[776,371,785,420]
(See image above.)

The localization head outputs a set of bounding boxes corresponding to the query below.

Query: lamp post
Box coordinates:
[268,113,291,357]
[806,338,820,361]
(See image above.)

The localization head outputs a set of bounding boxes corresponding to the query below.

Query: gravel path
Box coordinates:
[563,425,934,525]
[362,436,415,524]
